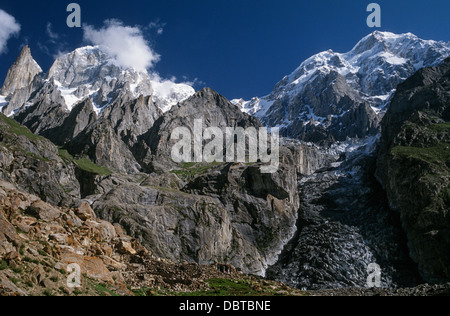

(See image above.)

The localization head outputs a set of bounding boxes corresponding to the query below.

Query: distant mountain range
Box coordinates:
[0,45,194,117]
[233,31,450,143]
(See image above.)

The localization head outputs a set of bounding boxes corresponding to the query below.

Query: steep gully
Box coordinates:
[267,138,422,290]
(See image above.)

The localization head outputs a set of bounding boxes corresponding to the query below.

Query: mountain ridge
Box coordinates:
[233,31,450,144]
[0,45,195,117]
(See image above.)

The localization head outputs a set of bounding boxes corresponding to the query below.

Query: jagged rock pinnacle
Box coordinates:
[1,45,43,97]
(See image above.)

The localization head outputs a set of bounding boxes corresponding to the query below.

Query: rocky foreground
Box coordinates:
[0,178,305,296]
[0,179,448,297]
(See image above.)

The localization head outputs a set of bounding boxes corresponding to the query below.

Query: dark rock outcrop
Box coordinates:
[267,140,420,290]
[0,113,80,206]
[143,88,263,170]
[376,57,450,283]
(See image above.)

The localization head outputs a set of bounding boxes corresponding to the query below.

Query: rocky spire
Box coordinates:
[1,45,43,97]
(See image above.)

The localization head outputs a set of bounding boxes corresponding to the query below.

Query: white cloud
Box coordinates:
[148,21,165,35]
[0,9,21,54]
[83,20,160,72]
[46,22,59,41]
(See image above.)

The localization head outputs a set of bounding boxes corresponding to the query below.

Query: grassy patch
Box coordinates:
[43,289,55,297]
[23,257,40,264]
[58,149,74,163]
[19,244,25,256]
[427,122,450,133]
[58,148,112,176]
[0,114,43,142]
[392,143,450,166]
[171,162,223,181]
[134,278,285,297]
[91,281,120,297]
[0,260,8,270]
[11,266,23,274]
[75,158,112,177]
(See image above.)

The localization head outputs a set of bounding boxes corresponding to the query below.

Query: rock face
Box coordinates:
[235,32,450,144]
[2,33,450,294]
[376,58,450,283]
[267,139,421,290]
[143,88,264,170]
[0,113,80,207]
[1,46,43,115]
[1,47,169,176]
[91,161,299,275]
[2,72,302,276]
[0,179,307,297]
[89,88,301,275]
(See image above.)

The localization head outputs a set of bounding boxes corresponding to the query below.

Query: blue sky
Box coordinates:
[0,0,449,100]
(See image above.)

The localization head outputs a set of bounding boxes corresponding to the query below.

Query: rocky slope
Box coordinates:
[0,178,309,296]
[88,88,302,275]
[2,177,448,297]
[376,57,450,283]
[1,70,304,277]
[234,32,450,144]
[267,138,421,290]
[2,32,450,296]
[0,113,80,207]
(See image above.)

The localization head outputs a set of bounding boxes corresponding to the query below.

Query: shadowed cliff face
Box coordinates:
[376,58,450,283]
[0,113,80,207]
[267,139,421,290]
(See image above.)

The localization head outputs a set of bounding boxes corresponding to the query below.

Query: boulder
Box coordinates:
[116,240,137,255]
[76,202,96,221]
[26,200,62,222]
[60,253,113,282]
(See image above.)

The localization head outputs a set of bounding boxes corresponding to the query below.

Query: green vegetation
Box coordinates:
[23,257,40,264]
[11,266,23,274]
[0,260,8,271]
[58,149,73,163]
[58,148,112,177]
[37,249,48,257]
[9,277,21,286]
[392,122,450,167]
[75,158,112,177]
[43,289,55,297]
[392,143,450,166]
[133,278,296,297]
[427,122,450,133]
[19,244,25,256]
[171,162,223,181]
[91,281,120,297]
[0,113,43,142]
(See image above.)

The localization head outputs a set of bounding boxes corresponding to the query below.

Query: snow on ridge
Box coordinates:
[238,31,450,123]
[0,95,8,114]
[150,79,195,113]
[48,46,195,114]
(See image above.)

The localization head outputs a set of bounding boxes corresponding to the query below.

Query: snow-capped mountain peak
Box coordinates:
[46,45,194,113]
[234,31,450,143]
[47,46,153,112]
